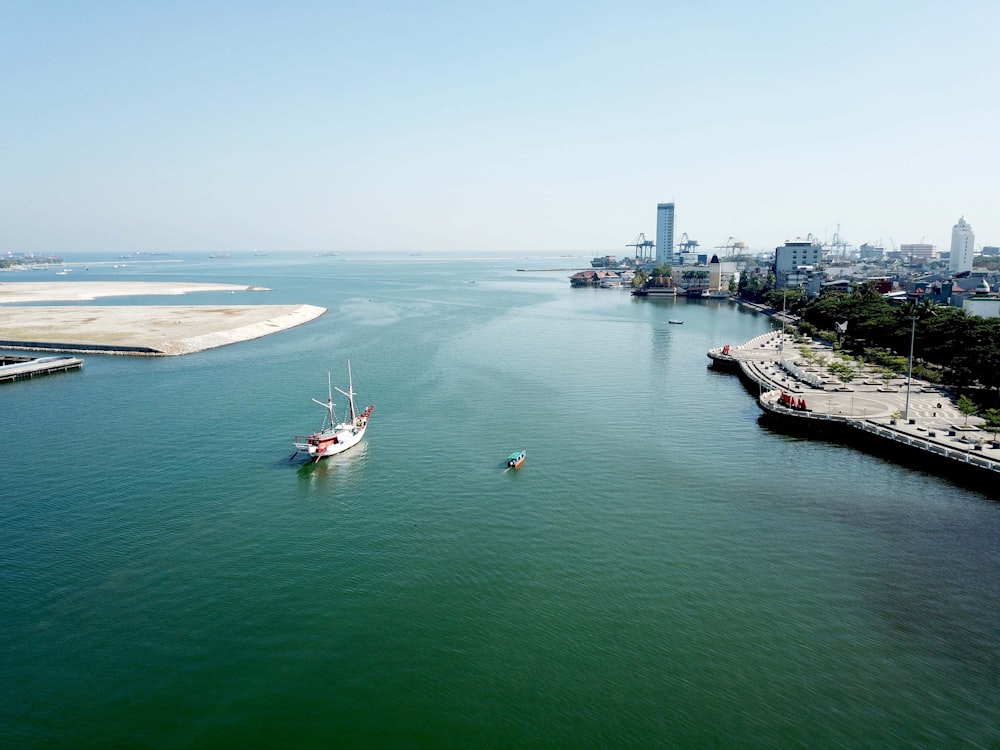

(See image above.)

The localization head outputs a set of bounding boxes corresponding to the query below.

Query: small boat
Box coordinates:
[292,361,374,462]
[668,319,684,324]
[507,450,526,469]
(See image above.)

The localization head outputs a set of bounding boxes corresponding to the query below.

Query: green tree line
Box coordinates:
[797,283,1000,401]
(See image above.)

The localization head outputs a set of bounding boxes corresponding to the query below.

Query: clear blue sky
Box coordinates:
[3,1,998,255]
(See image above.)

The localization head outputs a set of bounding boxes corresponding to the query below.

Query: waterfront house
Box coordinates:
[570,270,599,287]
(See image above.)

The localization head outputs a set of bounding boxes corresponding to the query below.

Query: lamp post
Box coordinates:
[904,311,917,421]
[778,289,787,357]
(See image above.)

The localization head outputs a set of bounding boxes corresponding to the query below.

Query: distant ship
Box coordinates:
[590,255,617,268]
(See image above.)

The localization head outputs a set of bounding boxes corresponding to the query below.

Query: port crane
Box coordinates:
[825,224,852,258]
[626,233,655,262]
[714,237,746,258]
[679,233,700,253]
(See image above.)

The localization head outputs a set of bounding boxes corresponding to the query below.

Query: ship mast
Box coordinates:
[312,370,336,427]
[334,360,357,422]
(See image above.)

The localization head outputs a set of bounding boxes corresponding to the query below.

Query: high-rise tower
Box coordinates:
[655,203,675,265]
[950,216,975,274]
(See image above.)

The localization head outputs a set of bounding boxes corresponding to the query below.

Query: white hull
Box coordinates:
[296,421,367,459]
[292,361,374,462]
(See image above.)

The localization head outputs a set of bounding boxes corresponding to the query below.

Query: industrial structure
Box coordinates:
[626,233,655,262]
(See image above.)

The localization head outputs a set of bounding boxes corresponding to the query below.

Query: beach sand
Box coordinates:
[0,281,326,355]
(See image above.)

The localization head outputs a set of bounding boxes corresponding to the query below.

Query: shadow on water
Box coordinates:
[756,414,998,499]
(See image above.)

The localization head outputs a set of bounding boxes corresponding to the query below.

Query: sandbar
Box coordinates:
[0,281,326,356]
[0,281,267,303]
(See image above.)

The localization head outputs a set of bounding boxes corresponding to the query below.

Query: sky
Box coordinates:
[2,1,998,255]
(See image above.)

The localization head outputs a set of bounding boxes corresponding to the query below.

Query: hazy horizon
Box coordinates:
[4,1,998,255]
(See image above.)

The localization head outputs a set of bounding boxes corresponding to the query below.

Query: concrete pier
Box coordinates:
[0,355,83,383]
[709,331,1000,484]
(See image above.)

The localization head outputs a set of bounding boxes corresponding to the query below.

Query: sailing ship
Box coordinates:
[292,362,374,462]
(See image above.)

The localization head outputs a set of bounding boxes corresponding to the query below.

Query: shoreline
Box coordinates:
[0,280,270,303]
[708,331,1000,490]
[0,281,326,356]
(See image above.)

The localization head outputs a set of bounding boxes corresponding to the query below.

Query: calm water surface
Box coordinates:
[3,254,998,748]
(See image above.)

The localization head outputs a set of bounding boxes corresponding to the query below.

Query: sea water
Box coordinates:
[2,253,998,748]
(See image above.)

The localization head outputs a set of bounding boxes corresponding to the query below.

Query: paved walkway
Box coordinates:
[710,331,1000,472]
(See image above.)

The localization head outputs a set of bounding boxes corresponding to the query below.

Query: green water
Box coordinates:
[3,255,998,748]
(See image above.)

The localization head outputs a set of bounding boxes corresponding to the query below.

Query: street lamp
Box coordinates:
[904,312,916,421]
[778,288,788,357]
[903,298,935,422]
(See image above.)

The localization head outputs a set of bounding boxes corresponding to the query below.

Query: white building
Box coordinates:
[962,279,999,318]
[859,243,885,261]
[901,243,937,264]
[708,254,739,292]
[950,216,975,274]
[774,238,823,288]
[655,203,675,265]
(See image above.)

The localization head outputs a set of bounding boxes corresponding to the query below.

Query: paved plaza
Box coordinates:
[714,331,1000,473]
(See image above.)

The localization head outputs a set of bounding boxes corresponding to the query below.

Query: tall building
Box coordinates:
[950,216,975,274]
[774,238,823,288]
[655,203,674,265]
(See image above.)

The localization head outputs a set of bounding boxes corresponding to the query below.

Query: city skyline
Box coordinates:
[3,1,998,255]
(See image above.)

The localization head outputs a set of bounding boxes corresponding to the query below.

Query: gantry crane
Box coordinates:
[626,233,655,262]
[714,236,746,258]
[825,224,852,257]
[679,233,700,253]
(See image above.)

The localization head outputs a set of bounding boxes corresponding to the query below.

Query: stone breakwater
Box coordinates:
[709,331,1000,486]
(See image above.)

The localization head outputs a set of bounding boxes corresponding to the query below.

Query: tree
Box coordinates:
[763,287,805,314]
[852,281,884,302]
[647,264,672,287]
[981,408,1000,441]
[956,395,978,426]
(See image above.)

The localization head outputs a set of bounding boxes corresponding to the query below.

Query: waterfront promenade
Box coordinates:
[709,331,1000,479]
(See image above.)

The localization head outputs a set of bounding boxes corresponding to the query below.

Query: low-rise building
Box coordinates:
[708,255,739,292]
[901,243,937,264]
[961,279,1000,318]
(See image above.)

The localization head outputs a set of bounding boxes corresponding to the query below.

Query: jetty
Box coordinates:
[708,331,1000,487]
[0,355,83,383]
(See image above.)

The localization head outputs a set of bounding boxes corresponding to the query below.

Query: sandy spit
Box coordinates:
[0,281,326,356]
[0,281,270,303]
